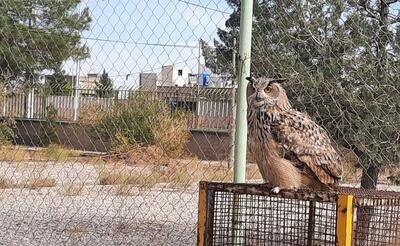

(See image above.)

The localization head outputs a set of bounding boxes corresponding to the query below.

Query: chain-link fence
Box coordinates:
[0,0,399,245]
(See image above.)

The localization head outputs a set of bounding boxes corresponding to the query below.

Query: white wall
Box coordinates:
[173,67,190,86]
[159,65,190,86]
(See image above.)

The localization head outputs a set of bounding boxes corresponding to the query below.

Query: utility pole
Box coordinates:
[232,1,253,245]
[229,37,237,168]
[233,0,253,183]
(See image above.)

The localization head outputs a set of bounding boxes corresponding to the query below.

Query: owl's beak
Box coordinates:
[256,93,262,101]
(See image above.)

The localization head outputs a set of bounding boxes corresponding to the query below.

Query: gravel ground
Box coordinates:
[0,186,199,245]
[0,161,199,246]
[0,160,398,245]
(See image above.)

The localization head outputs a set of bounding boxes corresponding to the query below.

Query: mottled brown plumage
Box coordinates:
[247,77,342,192]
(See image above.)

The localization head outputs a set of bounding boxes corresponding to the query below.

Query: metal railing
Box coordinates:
[0,87,233,131]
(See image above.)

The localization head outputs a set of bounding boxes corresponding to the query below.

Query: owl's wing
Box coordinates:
[273,110,342,185]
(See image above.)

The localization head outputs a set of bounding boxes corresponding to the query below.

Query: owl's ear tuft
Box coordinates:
[269,78,286,84]
[245,77,253,82]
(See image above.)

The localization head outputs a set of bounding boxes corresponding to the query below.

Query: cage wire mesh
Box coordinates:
[202,183,339,246]
[200,183,400,246]
[0,0,399,245]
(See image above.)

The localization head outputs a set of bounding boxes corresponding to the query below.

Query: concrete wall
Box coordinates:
[159,65,174,87]
[186,130,231,161]
[139,73,157,89]
[13,119,111,152]
[12,119,232,161]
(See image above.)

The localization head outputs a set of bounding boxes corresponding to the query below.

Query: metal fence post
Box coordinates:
[73,59,80,121]
[26,88,34,119]
[2,87,6,117]
[337,195,354,246]
[232,1,254,245]
[233,0,253,183]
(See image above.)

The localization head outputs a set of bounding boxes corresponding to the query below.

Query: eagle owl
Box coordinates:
[247,77,342,193]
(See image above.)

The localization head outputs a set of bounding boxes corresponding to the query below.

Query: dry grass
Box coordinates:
[64,224,89,244]
[246,164,263,180]
[166,161,263,189]
[115,185,132,196]
[25,177,56,189]
[45,144,80,161]
[78,103,108,124]
[0,176,16,189]
[125,146,168,166]
[155,113,191,159]
[169,169,193,189]
[342,162,361,183]
[113,222,131,234]
[98,169,137,185]
[98,166,164,191]
[0,145,79,162]
[115,185,141,196]
[0,147,36,161]
[63,184,85,196]
[97,160,263,191]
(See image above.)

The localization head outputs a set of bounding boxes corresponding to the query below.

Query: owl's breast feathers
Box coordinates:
[251,108,343,186]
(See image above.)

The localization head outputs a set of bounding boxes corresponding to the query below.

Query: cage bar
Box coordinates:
[198,182,208,246]
[337,195,354,246]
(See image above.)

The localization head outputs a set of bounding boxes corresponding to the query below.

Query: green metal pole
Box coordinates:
[233,0,253,183]
[232,1,253,245]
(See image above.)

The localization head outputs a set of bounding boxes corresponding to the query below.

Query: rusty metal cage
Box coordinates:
[197,182,400,246]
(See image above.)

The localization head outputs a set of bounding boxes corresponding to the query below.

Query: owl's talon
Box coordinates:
[271,187,280,194]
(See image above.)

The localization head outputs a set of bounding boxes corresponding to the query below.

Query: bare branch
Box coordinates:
[390,16,400,25]
[384,0,398,5]
[359,0,378,19]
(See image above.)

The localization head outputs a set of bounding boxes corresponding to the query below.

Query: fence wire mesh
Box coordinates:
[0,0,399,245]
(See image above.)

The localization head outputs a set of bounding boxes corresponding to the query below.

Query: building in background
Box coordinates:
[139,73,157,89]
[159,65,191,87]
[141,64,231,88]
[79,73,100,91]
[42,73,101,97]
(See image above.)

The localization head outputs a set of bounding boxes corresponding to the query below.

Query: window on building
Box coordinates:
[178,69,183,76]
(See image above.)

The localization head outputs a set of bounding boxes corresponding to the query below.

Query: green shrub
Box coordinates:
[0,118,15,146]
[45,144,79,160]
[96,91,190,156]
[45,104,60,144]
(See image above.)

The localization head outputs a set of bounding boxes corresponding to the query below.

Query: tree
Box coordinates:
[0,0,91,87]
[204,0,400,189]
[45,69,72,96]
[96,69,114,98]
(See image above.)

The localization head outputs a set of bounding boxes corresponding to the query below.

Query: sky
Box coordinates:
[62,0,233,88]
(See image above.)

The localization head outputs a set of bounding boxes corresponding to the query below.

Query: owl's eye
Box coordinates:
[265,87,272,93]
